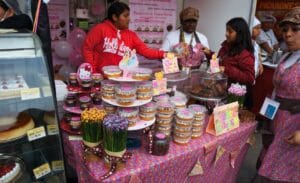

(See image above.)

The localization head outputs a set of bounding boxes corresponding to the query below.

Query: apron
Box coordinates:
[172,30,205,68]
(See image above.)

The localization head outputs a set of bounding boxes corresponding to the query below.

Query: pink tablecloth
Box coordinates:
[62,122,256,183]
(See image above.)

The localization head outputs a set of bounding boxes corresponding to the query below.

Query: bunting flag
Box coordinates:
[230,150,239,168]
[246,134,256,147]
[189,159,204,176]
[129,174,142,183]
[214,146,225,166]
[204,141,217,163]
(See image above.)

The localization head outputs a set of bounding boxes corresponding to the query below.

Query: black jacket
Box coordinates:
[0,14,33,31]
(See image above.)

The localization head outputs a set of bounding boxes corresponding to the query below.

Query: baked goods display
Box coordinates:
[115,84,137,106]
[155,101,175,136]
[102,66,122,78]
[173,108,194,145]
[189,71,227,98]
[0,75,29,100]
[0,162,21,182]
[0,112,34,143]
[188,105,207,138]
[118,107,139,127]
[132,68,152,81]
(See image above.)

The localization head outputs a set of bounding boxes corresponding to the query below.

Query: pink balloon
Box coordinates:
[68,28,87,52]
[54,41,72,59]
[69,49,84,67]
[91,1,105,16]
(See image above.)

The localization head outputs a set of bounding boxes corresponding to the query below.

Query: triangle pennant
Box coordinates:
[246,134,256,147]
[189,159,204,176]
[230,149,240,168]
[214,146,225,166]
[129,174,142,183]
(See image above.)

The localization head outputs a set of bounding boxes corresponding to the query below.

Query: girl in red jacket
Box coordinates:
[218,17,255,108]
[82,2,165,73]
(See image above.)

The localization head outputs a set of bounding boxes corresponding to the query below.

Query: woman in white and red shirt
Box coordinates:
[82,2,165,73]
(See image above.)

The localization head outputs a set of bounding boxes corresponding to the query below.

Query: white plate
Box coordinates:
[102,97,152,107]
[128,118,155,131]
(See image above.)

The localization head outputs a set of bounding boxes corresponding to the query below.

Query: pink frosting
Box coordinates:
[177,108,194,119]
[188,104,207,113]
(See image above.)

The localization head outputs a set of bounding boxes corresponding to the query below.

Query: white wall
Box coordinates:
[184,0,257,52]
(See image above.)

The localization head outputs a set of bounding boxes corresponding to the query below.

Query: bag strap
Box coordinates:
[32,0,42,33]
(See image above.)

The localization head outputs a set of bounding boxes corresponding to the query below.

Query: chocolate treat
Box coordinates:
[81,79,92,91]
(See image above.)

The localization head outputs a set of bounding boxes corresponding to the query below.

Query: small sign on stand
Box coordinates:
[162,53,179,74]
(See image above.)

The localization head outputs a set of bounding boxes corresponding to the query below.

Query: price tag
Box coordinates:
[51,160,64,171]
[27,126,46,141]
[68,135,82,141]
[20,88,40,100]
[33,163,51,179]
[47,125,59,135]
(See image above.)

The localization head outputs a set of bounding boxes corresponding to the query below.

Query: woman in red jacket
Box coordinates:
[82,2,165,73]
[218,17,255,108]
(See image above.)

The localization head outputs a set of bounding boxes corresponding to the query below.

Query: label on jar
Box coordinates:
[27,126,46,141]
[51,160,64,171]
[33,163,51,179]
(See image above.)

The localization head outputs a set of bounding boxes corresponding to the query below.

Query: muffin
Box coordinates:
[102,66,122,78]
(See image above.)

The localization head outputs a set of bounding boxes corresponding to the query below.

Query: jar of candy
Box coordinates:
[152,133,169,156]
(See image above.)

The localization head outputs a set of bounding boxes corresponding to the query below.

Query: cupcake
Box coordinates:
[92,73,103,87]
[139,102,156,121]
[79,96,92,110]
[132,68,152,81]
[118,107,139,127]
[65,93,77,107]
[102,66,122,78]
[70,116,81,130]
[101,80,117,99]
[175,108,194,127]
[170,96,187,109]
[81,79,92,91]
[137,91,152,100]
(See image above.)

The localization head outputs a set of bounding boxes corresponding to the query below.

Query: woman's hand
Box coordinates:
[284,130,300,146]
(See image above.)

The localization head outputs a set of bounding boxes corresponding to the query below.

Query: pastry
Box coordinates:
[157,102,175,115]
[137,91,152,100]
[102,66,122,78]
[103,102,117,114]
[153,94,169,103]
[115,84,136,106]
[64,93,77,107]
[0,162,21,182]
[79,96,91,110]
[170,96,187,109]
[139,102,156,121]
[132,68,152,81]
[0,112,34,142]
[118,107,139,127]
[0,75,29,100]
[137,81,152,93]
[43,111,56,125]
[81,79,92,91]
[101,80,117,99]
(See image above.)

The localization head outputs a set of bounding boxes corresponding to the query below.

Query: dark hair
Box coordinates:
[0,0,9,11]
[226,17,254,56]
[107,2,130,22]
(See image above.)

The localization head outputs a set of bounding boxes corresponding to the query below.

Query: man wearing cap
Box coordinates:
[0,0,32,31]
[256,14,279,61]
[161,7,210,69]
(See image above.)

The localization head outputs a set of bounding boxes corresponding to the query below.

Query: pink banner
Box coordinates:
[129,0,177,49]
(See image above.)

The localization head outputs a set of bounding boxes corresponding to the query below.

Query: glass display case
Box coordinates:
[0,33,66,182]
